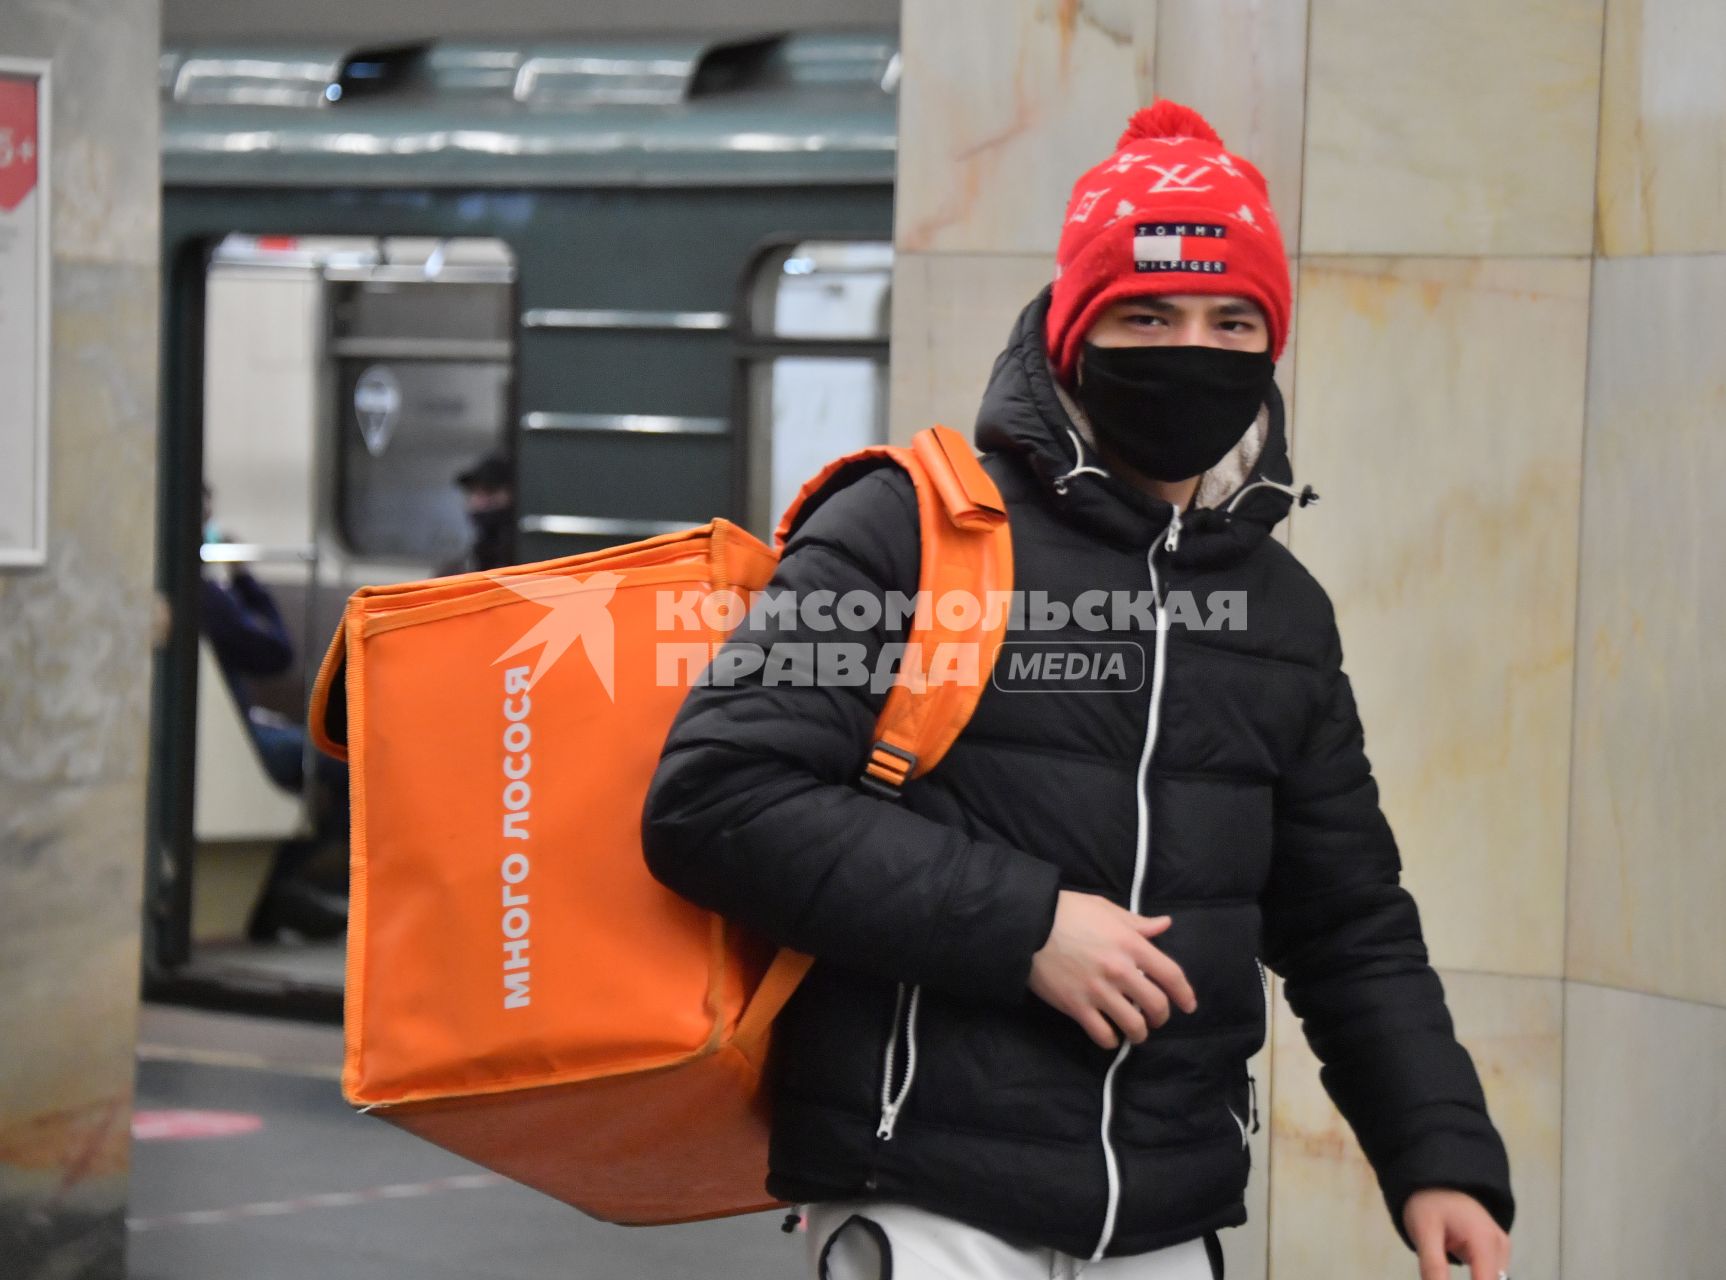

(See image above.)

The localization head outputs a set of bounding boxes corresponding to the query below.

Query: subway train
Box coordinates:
[145,32,898,1014]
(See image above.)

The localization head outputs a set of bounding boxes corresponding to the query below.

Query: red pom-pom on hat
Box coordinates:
[1116,100,1224,150]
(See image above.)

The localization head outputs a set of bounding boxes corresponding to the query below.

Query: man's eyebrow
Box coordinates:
[1119,298,1179,313]
[1210,301,1262,319]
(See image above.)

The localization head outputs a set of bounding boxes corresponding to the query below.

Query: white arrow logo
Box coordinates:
[491,571,624,700]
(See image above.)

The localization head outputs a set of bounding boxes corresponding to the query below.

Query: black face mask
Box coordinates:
[1075,343,1275,483]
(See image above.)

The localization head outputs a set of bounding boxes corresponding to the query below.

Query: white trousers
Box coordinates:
[804,1200,1220,1280]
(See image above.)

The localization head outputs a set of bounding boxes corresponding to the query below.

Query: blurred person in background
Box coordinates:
[440,450,516,576]
[201,482,349,941]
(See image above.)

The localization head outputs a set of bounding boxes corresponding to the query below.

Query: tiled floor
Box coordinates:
[127,1005,803,1279]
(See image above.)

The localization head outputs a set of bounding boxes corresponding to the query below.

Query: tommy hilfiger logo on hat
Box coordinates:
[1132,222,1228,275]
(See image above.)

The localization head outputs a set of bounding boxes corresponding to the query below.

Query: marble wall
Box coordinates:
[892,1,1725,1275]
[0,0,161,1276]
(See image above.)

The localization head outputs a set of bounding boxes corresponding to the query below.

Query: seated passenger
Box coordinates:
[200,483,349,942]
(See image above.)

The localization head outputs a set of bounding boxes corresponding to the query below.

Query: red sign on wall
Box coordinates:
[0,76,38,213]
[1,62,49,567]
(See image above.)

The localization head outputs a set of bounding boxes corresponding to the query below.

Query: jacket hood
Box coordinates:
[974,285,1312,567]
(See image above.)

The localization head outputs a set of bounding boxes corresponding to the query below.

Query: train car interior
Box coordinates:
[144,35,898,1018]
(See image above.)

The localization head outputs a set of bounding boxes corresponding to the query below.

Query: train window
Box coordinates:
[744,241,893,534]
[750,240,893,340]
[335,358,511,564]
[327,239,517,566]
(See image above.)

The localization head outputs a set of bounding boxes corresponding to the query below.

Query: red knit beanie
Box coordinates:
[1045,100,1291,386]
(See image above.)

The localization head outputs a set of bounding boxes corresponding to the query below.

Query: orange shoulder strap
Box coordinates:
[742,425,1011,1040]
[862,425,1012,795]
[774,423,1013,798]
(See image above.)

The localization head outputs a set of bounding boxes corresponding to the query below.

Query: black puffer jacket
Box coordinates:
[643,287,1515,1259]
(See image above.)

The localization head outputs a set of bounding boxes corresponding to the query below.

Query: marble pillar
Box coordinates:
[892,0,1726,1275]
[0,0,161,1275]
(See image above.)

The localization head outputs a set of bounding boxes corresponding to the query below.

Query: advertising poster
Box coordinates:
[0,61,48,567]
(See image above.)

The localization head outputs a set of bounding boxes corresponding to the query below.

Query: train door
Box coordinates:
[147,233,516,1013]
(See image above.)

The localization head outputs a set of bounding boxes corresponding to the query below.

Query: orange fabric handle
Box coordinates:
[307,613,350,762]
[912,424,1007,531]
[732,949,815,1071]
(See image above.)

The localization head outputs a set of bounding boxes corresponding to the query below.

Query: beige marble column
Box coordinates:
[1563,9,1726,1253]
[0,0,161,1275]
[1270,2,1605,1274]
[895,0,1726,1275]
[1269,256,1585,1280]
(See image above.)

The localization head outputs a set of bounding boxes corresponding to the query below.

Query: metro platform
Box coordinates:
[128,1002,804,1279]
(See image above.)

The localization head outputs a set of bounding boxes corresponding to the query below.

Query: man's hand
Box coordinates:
[1028,890,1197,1049]
[1403,1188,1511,1280]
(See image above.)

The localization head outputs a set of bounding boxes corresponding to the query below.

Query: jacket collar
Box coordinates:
[973,285,1310,567]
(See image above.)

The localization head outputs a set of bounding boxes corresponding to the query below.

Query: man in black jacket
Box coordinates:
[644,101,1515,1280]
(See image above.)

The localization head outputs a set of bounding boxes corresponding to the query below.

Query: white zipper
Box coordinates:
[1255,957,1270,1052]
[1089,511,1179,1262]
[876,981,922,1141]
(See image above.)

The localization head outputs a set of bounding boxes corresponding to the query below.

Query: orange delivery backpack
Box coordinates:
[306,424,1013,1226]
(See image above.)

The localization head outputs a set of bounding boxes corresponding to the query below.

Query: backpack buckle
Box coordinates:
[859,740,917,798]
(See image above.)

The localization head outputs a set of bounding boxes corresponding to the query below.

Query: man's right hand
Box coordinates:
[1028,890,1198,1049]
